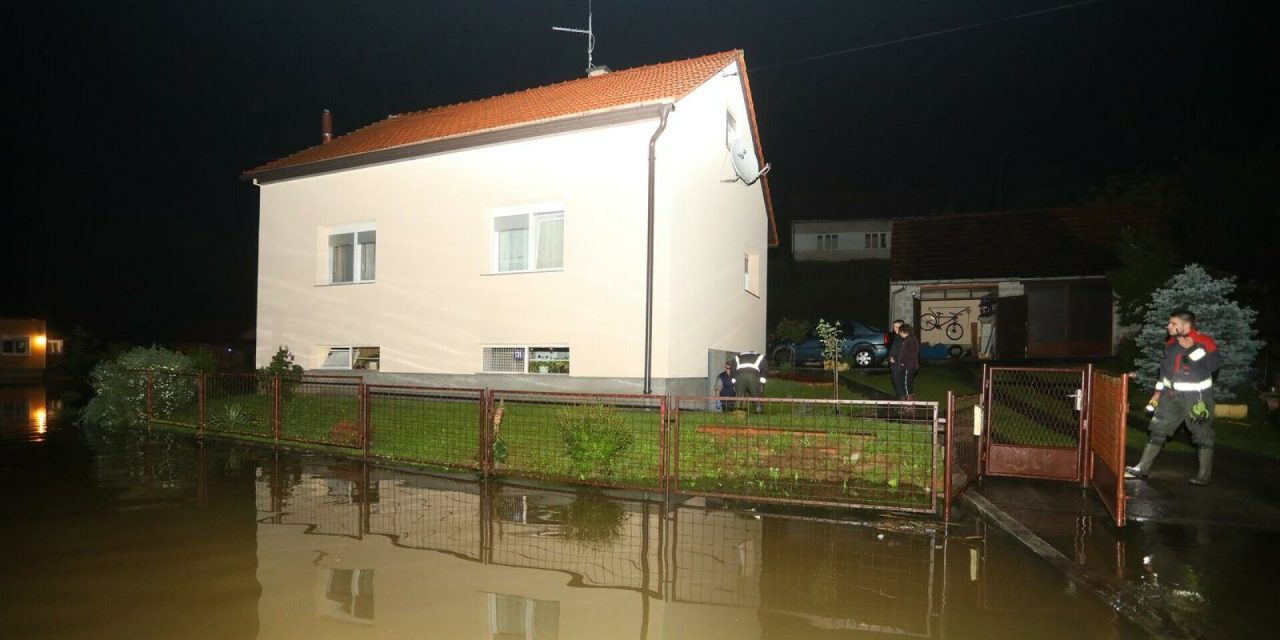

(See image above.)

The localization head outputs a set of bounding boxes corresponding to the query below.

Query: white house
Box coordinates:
[790,219,892,261]
[243,51,777,395]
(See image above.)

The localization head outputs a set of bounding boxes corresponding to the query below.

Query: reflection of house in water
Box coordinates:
[0,386,51,441]
[253,463,1129,638]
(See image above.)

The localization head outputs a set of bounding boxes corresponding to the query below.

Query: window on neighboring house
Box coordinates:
[483,346,570,374]
[46,339,63,355]
[1,337,30,356]
[325,569,375,621]
[744,253,761,297]
[494,212,564,273]
[328,227,376,284]
[816,234,838,251]
[863,232,887,249]
[725,110,738,150]
[489,594,560,640]
[321,346,380,370]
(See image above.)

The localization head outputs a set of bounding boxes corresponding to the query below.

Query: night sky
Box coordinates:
[6,1,1275,343]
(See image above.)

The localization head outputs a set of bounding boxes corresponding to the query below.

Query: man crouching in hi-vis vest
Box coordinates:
[1126,309,1222,486]
[733,350,768,414]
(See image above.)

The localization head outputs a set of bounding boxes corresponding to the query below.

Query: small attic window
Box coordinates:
[725,111,738,150]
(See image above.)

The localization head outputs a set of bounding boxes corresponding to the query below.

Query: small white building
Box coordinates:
[243,51,777,395]
[790,219,892,261]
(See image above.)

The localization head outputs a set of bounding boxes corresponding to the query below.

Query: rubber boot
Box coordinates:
[1124,443,1161,479]
[1188,448,1213,486]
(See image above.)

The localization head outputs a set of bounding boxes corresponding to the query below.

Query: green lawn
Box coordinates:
[841,365,981,404]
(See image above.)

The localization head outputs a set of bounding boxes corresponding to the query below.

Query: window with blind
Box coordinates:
[493,212,564,273]
[483,346,569,374]
[328,226,376,283]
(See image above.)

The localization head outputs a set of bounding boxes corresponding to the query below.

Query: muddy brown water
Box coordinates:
[0,385,1161,639]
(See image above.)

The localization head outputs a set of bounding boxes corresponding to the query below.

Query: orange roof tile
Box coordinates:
[245,50,742,177]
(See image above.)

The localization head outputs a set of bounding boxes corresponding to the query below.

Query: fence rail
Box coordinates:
[943,392,982,521]
[126,370,944,514]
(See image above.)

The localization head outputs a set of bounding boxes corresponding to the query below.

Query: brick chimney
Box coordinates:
[321,109,333,144]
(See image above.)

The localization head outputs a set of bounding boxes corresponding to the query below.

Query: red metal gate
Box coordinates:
[1087,370,1129,527]
[981,365,1090,483]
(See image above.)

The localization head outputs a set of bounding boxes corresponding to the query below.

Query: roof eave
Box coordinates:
[243,101,674,184]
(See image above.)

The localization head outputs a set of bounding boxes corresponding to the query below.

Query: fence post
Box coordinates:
[659,395,669,504]
[359,379,370,458]
[144,369,154,425]
[1080,364,1094,487]
[944,391,955,521]
[197,372,206,437]
[480,388,494,477]
[272,374,281,444]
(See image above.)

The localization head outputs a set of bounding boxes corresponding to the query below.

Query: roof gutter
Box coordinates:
[243,102,673,184]
[643,103,674,395]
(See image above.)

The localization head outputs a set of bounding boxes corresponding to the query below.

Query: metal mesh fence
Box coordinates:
[279,376,363,448]
[672,397,938,512]
[366,385,485,469]
[204,373,274,439]
[669,507,764,607]
[489,391,666,490]
[985,368,1085,447]
[944,392,983,520]
[149,370,201,429]
[489,487,660,594]
[272,467,365,538]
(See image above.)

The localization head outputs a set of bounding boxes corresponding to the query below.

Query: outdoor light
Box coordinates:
[34,408,47,434]
[34,335,47,347]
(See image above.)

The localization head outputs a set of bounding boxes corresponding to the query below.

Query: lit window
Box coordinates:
[46,339,64,355]
[328,226,376,284]
[321,346,380,370]
[483,346,570,374]
[1,337,30,356]
[494,212,564,273]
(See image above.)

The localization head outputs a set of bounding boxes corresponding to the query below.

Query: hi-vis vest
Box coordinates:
[735,352,764,372]
[1155,330,1220,392]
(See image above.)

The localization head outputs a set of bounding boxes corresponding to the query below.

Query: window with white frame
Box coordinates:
[328,226,376,284]
[816,233,839,251]
[321,346,381,370]
[1,337,30,356]
[744,253,761,297]
[493,211,564,273]
[483,346,570,374]
[863,232,887,249]
[725,110,738,150]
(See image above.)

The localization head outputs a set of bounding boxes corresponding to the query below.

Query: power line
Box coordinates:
[752,0,1110,72]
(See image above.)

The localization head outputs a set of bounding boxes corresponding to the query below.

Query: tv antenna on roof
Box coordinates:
[552,0,599,74]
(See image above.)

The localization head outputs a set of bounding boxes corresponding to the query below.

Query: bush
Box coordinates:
[558,492,628,548]
[258,345,305,399]
[81,347,196,428]
[557,404,636,480]
[775,317,810,344]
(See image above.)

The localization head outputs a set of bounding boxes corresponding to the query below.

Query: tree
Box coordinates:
[815,319,843,401]
[1132,265,1264,401]
[1109,227,1181,326]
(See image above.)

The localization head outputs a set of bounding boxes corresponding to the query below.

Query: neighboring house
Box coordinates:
[888,207,1164,358]
[243,51,776,395]
[791,219,891,261]
[0,318,56,380]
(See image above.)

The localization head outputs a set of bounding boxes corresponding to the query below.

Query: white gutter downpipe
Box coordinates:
[643,104,674,395]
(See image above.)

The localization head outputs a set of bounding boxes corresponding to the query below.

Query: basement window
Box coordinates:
[322,346,380,370]
[483,346,570,374]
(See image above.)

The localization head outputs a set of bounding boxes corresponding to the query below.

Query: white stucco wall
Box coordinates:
[255,60,767,382]
[656,59,769,380]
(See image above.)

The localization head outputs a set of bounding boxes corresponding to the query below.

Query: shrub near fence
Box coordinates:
[672,397,938,512]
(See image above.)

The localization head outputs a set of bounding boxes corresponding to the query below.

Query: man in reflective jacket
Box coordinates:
[1126,309,1222,485]
[733,350,768,413]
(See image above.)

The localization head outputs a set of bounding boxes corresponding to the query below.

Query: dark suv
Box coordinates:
[770,320,890,368]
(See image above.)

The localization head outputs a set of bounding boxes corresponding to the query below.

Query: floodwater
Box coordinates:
[0,384,1157,639]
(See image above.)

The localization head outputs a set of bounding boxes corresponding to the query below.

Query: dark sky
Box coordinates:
[5,1,1275,343]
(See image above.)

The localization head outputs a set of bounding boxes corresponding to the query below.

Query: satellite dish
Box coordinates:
[729,138,771,185]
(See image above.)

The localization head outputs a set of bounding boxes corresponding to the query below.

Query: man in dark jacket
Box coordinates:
[1126,309,1222,485]
[887,319,905,396]
[893,324,920,400]
[716,362,735,412]
[733,350,768,413]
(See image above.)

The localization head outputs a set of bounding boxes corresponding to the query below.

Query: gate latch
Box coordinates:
[1067,390,1083,411]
